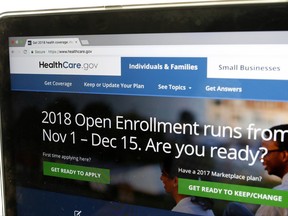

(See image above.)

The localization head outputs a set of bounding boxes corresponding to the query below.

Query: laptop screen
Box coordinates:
[3,3,288,216]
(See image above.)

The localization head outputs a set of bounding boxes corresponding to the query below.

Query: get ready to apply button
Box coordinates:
[43,161,110,184]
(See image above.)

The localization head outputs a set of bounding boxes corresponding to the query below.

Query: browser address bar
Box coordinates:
[30,49,94,55]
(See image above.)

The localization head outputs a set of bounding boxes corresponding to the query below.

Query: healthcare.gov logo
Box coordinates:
[38,61,98,71]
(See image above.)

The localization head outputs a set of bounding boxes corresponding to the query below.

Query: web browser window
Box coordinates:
[8,32,288,215]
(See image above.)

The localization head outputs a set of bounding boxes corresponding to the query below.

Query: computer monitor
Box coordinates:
[1,2,288,215]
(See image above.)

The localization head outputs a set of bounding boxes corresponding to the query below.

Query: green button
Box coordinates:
[43,161,110,184]
[179,178,288,208]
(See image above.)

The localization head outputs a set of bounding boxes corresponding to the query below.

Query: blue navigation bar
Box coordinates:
[10,57,288,101]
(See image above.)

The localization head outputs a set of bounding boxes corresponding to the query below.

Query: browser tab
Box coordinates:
[25,38,81,47]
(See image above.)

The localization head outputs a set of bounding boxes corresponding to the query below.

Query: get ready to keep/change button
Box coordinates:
[43,161,110,184]
[178,178,288,208]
